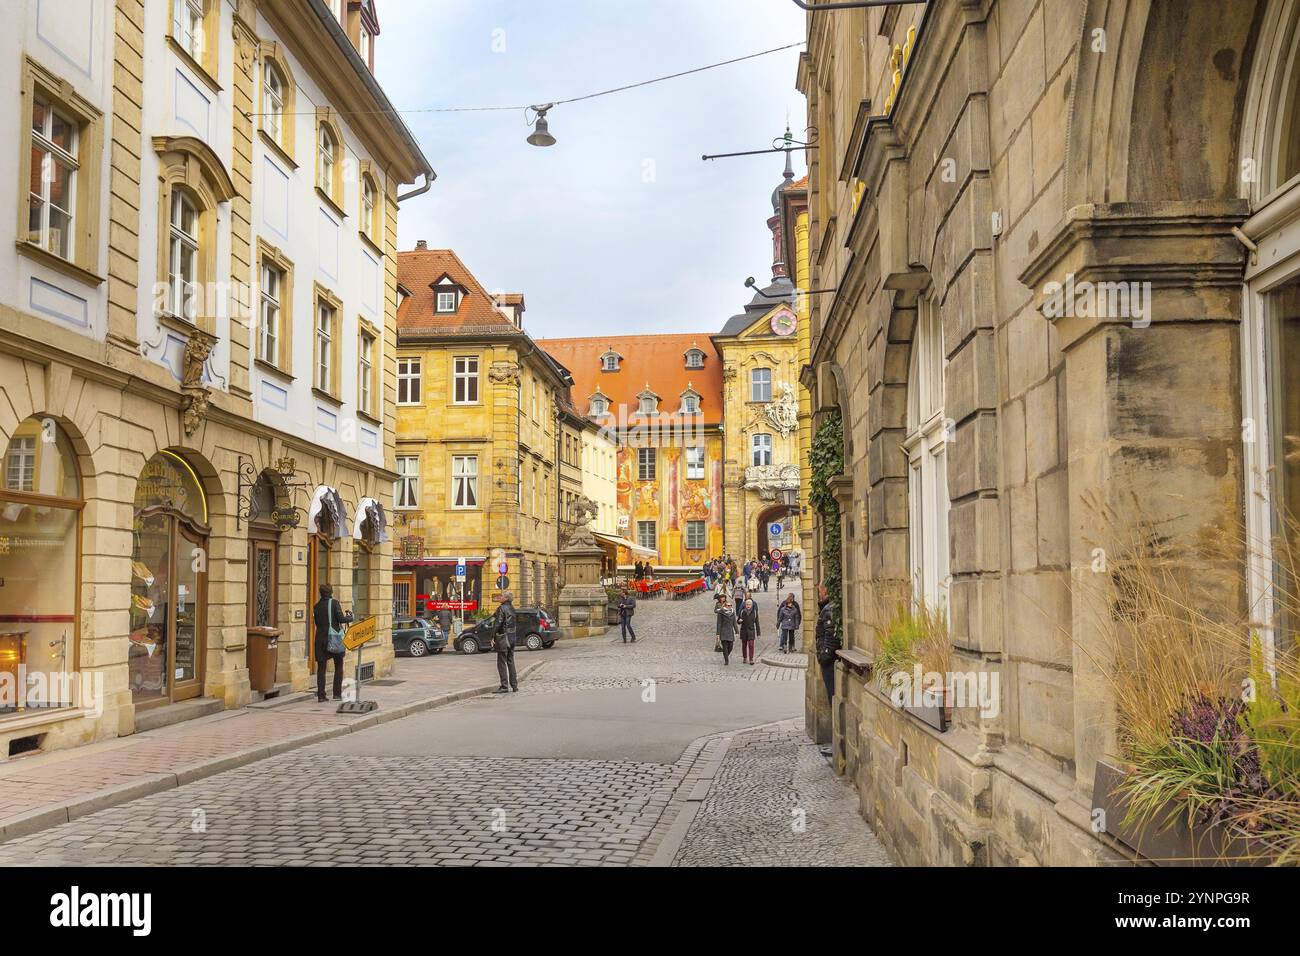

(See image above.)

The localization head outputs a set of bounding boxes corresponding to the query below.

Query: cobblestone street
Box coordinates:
[0,590,890,866]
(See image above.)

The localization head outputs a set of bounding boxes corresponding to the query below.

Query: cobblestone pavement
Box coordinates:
[0,590,888,866]
[673,718,893,867]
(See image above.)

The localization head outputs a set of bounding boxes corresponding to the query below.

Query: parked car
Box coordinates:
[392,617,447,658]
[456,607,557,654]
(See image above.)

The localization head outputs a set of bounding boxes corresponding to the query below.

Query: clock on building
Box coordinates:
[771,310,797,336]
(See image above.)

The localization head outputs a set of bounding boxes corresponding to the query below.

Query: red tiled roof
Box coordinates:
[538,334,724,425]
[396,248,514,336]
[788,174,808,190]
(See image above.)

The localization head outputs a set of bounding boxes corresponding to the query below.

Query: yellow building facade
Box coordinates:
[394,247,569,615]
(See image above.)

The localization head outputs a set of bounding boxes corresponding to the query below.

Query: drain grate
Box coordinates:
[368,679,405,686]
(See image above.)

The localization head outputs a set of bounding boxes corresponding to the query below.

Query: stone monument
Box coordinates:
[557,496,610,638]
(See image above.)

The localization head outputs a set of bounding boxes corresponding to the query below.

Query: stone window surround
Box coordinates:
[257,42,297,167]
[314,108,346,217]
[15,56,105,287]
[166,0,221,95]
[396,355,421,405]
[255,237,294,376]
[357,161,382,251]
[311,282,344,401]
[356,319,379,422]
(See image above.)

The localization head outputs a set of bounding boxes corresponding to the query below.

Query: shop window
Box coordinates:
[129,450,208,706]
[0,418,82,713]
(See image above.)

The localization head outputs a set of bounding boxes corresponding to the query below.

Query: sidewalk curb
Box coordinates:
[0,660,546,844]
[759,653,808,669]
[647,734,734,868]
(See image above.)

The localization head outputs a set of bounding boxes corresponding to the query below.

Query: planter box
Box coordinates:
[1092,759,1278,866]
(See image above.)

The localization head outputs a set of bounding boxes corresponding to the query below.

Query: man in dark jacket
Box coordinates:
[492,592,518,693]
[814,583,840,709]
[617,588,637,643]
[437,606,454,640]
[737,597,761,665]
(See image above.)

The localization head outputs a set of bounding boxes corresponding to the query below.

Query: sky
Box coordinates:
[376,0,808,338]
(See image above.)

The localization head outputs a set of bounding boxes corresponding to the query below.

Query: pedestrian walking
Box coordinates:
[437,604,454,640]
[777,593,802,653]
[737,596,760,664]
[313,584,352,703]
[759,565,770,592]
[634,560,644,581]
[492,591,519,694]
[716,595,737,665]
[617,587,637,643]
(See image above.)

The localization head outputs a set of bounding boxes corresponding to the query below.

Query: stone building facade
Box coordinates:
[796,0,1286,865]
[394,245,570,615]
[0,0,431,758]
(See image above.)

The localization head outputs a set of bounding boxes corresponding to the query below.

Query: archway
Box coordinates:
[756,503,797,560]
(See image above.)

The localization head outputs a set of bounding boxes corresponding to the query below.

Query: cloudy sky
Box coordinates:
[376,0,808,338]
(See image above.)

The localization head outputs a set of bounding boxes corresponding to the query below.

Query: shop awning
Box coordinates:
[593,531,656,558]
[353,497,389,544]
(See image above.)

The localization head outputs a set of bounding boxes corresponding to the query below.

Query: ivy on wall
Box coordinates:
[809,410,844,633]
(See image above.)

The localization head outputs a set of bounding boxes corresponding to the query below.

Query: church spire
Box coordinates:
[768,128,796,280]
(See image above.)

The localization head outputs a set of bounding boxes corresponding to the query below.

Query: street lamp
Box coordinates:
[527,104,556,147]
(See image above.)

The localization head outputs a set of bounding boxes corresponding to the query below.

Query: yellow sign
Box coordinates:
[344,616,378,651]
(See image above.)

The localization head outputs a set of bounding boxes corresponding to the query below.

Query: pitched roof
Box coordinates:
[396,248,514,336]
[538,334,724,426]
[718,276,795,337]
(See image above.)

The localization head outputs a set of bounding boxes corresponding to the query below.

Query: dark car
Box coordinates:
[392,617,447,658]
[456,607,557,654]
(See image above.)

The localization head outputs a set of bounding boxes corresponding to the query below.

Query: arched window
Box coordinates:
[1,418,82,711]
[362,174,378,243]
[904,298,949,610]
[130,450,208,706]
[317,122,339,202]
[168,190,199,321]
[263,61,285,146]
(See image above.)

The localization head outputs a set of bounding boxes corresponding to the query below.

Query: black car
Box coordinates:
[392,617,447,657]
[456,607,557,654]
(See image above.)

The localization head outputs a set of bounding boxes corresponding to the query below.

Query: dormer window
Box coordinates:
[637,387,659,416]
[685,348,705,369]
[680,387,701,415]
[589,393,609,416]
[436,291,456,313]
[601,349,622,372]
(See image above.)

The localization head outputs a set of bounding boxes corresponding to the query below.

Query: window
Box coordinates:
[904,298,949,611]
[685,520,706,551]
[258,261,282,365]
[453,356,479,404]
[317,123,337,198]
[4,436,36,492]
[685,349,705,369]
[452,456,478,509]
[315,300,335,393]
[637,447,656,481]
[686,446,705,480]
[395,456,419,509]
[751,367,773,403]
[751,433,773,467]
[168,191,199,320]
[28,96,77,261]
[358,330,375,416]
[436,290,457,313]
[638,394,657,415]
[359,26,372,67]
[173,0,205,61]
[601,352,620,371]
[397,358,421,405]
[362,175,378,242]
[636,520,657,551]
[263,61,285,146]
[681,393,700,415]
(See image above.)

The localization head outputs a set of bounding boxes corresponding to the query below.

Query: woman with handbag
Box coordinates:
[715,595,737,665]
[313,583,353,703]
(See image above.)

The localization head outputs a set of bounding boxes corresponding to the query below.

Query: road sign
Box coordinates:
[498,562,508,575]
[769,522,784,538]
[770,548,783,561]
[496,574,510,590]
[455,559,466,581]
[343,616,378,651]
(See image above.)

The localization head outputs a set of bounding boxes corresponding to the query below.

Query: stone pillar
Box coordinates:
[557,544,609,638]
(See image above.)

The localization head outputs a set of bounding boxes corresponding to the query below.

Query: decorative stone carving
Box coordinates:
[764,383,799,437]
[180,330,216,437]
[563,495,600,550]
[488,361,521,385]
[722,362,737,382]
[744,463,800,501]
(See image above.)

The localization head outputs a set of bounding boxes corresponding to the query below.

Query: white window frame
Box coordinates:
[5,436,36,492]
[750,367,773,403]
[602,353,619,371]
[638,394,657,415]
[903,297,950,611]
[637,447,656,481]
[590,395,608,416]
[315,301,334,393]
[453,355,480,404]
[359,25,372,65]
[397,357,421,405]
[358,331,374,416]
[681,393,700,414]
[436,290,457,313]
[395,455,419,510]
[317,124,336,194]
[751,433,773,467]
[258,261,281,364]
[168,190,198,321]
[452,455,478,509]
[28,96,78,260]
[686,445,705,480]
[263,61,285,146]
[685,349,705,369]
[173,0,205,61]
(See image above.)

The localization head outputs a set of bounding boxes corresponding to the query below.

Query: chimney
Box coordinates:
[415,240,427,250]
